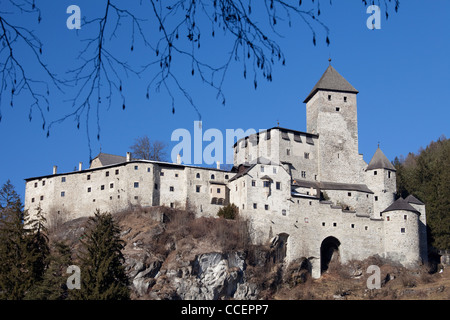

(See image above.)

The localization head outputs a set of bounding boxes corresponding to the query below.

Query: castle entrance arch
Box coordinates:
[320,236,341,273]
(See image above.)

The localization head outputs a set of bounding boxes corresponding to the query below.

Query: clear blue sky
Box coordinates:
[1,0,449,201]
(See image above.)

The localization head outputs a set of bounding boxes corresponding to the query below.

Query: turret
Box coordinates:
[382,198,421,267]
[405,195,428,264]
[365,147,396,219]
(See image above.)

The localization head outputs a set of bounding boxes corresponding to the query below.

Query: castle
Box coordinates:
[24,65,428,278]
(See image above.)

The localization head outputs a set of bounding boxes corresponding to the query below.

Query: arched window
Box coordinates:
[211,174,215,180]
[196,173,200,178]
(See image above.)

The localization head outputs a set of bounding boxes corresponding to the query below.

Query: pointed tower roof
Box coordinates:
[405,194,425,206]
[382,197,420,215]
[303,65,359,103]
[366,147,396,171]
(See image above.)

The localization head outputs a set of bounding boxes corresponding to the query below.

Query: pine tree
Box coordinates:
[72,210,129,300]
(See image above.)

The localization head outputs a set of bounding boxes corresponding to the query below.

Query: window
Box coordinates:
[134,196,139,200]
[387,216,390,221]
[286,149,290,156]
[134,182,139,188]
[196,173,200,178]
[351,224,355,228]
[170,186,174,192]
[217,188,221,194]
[134,166,138,170]
[106,171,109,177]
[301,171,306,178]
[42,180,46,186]
[365,226,368,231]
[333,222,337,227]
[196,186,201,193]
[348,192,352,197]
[32,198,35,203]
[225,175,229,179]
[110,196,113,200]
[375,196,378,201]
[87,175,91,180]
[276,182,281,190]
[211,174,215,180]
[87,187,91,193]
[404,215,407,221]
[175,173,178,177]
[260,166,264,172]
[170,203,174,208]
[328,94,331,101]
[160,172,164,176]
[93,199,96,202]
[253,203,257,209]
[374,171,377,176]
[34,182,38,188]
[154,183,158,190]
[147,168,151,173]
[344,96,347,102]
[116,169,120,175]
[101,185,105,190]
[282,209,286,216]
[336,107,340,112]
[110,183,114,189]
[61,177,66,182]
[273,167,277,174]
[40,195,44,201]
[252,180,256,187]
[322,222,325,226]
[263,181,270,188]
[304,152,310,159]
[265,205,269,210]
[61,191,65,197]
[401,228,406,233]
[388,171,391,178]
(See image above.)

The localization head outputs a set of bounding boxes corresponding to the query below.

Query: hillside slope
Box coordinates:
[49,206,450,300]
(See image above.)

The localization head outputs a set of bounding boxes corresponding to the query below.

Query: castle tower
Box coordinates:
[365,147,397,219]
[382,198,421,267]
[304,64,363,184]
[405,195,428,263]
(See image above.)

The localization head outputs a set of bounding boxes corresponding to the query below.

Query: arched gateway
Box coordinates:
[320,236,341,274]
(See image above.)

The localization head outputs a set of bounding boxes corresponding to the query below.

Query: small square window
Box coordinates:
[110,183,114,189]
[40,195,44,201]
[333,222,337,227]
[365,226,368,231]
[170,203,174,208]
[110,196,113,200]
[252,180,256,187]
[42,181,45,186]
[87,187,91,193]
[263,181,270,188]
[322,222,325,226]
[134,182,139,188]
[170,186,174,192]
[134,166,138,170]
[374,171,377,175]
[61,177,66,182]
[175,173,178,177]
[351,224,355,228]
[260,166,264,173]
[401,228,406,233]
[328,95,331,101]
[282,209,286,216]
[344,96,347,102]
[265,205,269,210]
[286,149,290,156]
[160,172,164,176]
[34,182,38,188]
[106,171,109,177]
[196,186,201,193]
[211,174,215,180]
[387,216,390,221]
[115,169,120,175]
[304,152,310,159]
[336,107,340,112]
[301,171,306,178]
[31,198,35,203]
[101,185,105,190]
[375,196,378,201]
[217,188,221,193]
[388,171,391,178]
[348,192,352,197]
[276,182,281,190]
[134,196,139,200]
[253,203,257,209]
[225,175,229,179]
[404,215,407,221]
[196,173,200,178]
[87,175,91,180]
[61,191,65,197]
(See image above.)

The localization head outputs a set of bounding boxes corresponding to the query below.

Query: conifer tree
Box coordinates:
[72,210,129,300]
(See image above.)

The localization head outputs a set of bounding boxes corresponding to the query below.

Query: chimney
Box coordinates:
[176,154,181,164]
[79,162,82,171]
[53,166,57,175]
[126,152,131,162]
[216,161,220,170]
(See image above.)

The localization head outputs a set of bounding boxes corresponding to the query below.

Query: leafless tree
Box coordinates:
[1,0,399,158]
[130,135,168,161]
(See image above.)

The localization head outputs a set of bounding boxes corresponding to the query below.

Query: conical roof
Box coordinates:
[405,194,425,205]
[381,197,420,215]
[366,148,396,171]
[303,65,359,103]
